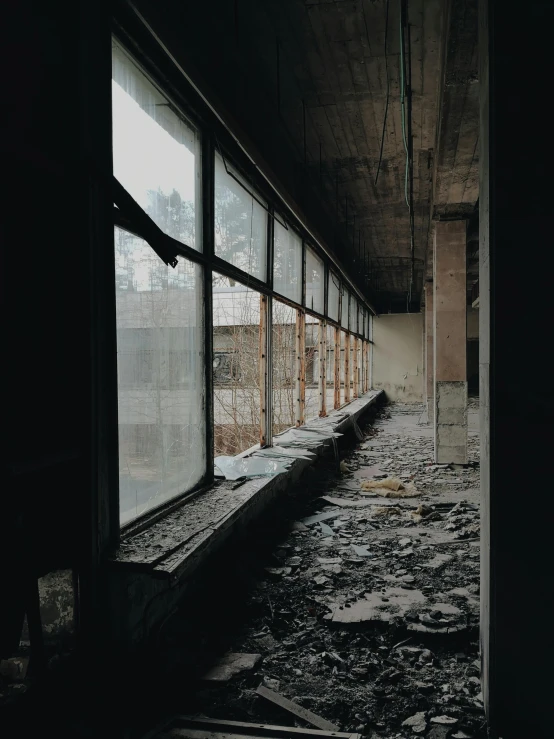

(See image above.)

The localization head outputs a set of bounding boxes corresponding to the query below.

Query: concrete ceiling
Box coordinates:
[130,0,479,313]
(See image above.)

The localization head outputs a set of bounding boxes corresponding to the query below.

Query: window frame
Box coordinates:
[110,28,376,537]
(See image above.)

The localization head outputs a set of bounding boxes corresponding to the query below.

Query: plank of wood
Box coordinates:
[255,685,340,732]
[156,715,360,739]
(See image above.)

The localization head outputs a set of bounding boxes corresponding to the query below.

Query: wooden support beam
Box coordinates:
[318,320,327,417]
[295,309,306,427]
[260,294,269,446]
[352,337,359,399]
[344,332,351,404]
[334,326,341,409]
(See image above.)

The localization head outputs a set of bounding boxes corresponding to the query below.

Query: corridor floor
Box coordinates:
[177,400,485,739]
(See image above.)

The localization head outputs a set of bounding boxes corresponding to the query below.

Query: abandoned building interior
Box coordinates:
[2,0,553,737]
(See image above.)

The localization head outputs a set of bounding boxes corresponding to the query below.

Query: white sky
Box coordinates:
[112,79,197,210]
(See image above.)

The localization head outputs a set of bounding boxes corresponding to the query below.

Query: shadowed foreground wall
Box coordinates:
[372,314,423,402]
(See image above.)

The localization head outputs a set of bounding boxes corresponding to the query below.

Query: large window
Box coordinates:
[213,274,262,455]
[111,35,375,529]
[115,228,205,525]
[215,154,267,280]
[305,246,324,314]
[112,41,201,250]
[274,221,302,304]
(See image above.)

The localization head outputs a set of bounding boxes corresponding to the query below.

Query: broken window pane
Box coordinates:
[213,273,262,455]
[327,271,340,323]
[112,41,201,250]
[115,227,206,526]
[305,246,324,314]
[214,154,267,281]
[273,220,302,304]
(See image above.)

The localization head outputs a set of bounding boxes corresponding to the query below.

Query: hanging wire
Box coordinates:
[375,0,390,185]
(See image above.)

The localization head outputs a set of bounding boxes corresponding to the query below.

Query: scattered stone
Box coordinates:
[351,544,372,557]
[264,567,292,577]
[202,652,261,682]
[401,711,427,734]
[431,716,458,725]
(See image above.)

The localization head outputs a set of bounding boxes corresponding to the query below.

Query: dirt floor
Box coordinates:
[184,399,484,739]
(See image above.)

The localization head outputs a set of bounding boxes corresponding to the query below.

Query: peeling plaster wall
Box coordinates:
[21,570,75,646]
[372,313,424,402]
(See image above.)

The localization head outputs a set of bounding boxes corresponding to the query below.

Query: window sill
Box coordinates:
[105,390,383,647]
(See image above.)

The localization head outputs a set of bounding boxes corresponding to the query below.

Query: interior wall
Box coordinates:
[372,314,424,402]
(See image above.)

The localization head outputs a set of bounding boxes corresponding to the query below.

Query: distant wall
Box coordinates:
[372,313,424,402]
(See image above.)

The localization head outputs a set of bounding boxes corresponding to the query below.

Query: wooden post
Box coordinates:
[344,332,351,403]
[333,326,341,409]
[259,294,269,446]
[318,320,327,417]
[352,336,360,399]
[295,309,306,426]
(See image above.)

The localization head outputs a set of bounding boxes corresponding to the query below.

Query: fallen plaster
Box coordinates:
[184,399,483,738]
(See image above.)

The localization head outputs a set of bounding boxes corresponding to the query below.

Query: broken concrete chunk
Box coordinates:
[265,567,292,577]
[202,652,261,682]
[319,522,334,536]
[430,715,458,725]
[317,557,342,565]
[350,544,372,557]
[422,553,453,569]
[401,711,427,734]
[327,587,426,624]
[302,510,338,526]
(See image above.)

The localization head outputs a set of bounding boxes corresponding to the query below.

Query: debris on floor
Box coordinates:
[189,400,484,739]
[148,716,361,739]
[202,653,262,682]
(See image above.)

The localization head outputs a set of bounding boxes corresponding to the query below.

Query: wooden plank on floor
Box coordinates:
[255,686,340,732]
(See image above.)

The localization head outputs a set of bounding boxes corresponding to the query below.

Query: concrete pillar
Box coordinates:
[433,221,467,464]
[424,283,434,423]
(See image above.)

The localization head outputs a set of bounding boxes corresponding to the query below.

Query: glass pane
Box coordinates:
[305,246,324,314]
[274,220,302,304]
[112,42,201,249]
[305,318,319,421]
[358,305,364,337]
[213,274,262,455]
[349,296,357,334]
[272,301,297,435]
[341,291,349,330]
[327,271,340,322]
[115,227,206,526]
[214,154,267,280]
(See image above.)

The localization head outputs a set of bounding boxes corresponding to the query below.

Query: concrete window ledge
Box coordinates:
[105,390,383,648]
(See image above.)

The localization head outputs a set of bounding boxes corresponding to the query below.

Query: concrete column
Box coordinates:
[424,283,434,423]
[433,221,467,464]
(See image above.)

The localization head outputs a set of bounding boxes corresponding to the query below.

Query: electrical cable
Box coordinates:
[374,0,390,186]
[399,4,409,209]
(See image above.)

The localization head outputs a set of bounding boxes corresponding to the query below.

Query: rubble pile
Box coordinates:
[192,402,484,739]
